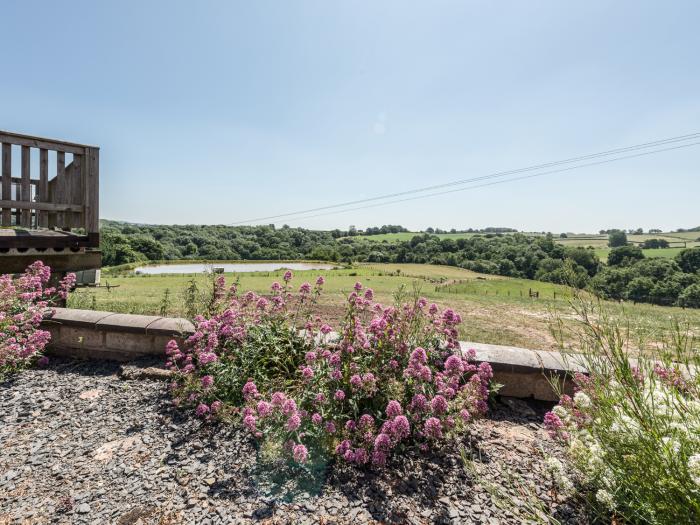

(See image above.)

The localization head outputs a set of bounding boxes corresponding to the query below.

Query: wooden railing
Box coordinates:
[0,131,99,244]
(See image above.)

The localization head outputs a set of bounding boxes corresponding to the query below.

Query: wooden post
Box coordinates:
[56,151,65,228]
[38,149,48,227]
[84,146,99,242]
[1,144,10,226]
[20,146,31,227]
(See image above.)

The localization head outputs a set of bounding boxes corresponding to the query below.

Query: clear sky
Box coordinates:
[1,1,699,232]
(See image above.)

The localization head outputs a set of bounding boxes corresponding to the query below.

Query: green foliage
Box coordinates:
[676,248,700,274]
[591,257,700,306]
[678,284,700,309]
[607,230,628,248]
[642,238,670,249]
[548,299,700,524]
[607,245,644,267]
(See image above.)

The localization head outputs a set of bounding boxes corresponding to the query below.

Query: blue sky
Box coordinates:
[1,1,699,232]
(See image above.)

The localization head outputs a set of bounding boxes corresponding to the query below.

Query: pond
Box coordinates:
[133,262,338,275]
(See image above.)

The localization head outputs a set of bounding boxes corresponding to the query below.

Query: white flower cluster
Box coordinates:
[544,456,575,495]
[551,370,700,510]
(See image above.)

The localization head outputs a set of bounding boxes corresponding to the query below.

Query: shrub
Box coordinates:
[607,245,644,267]
[545,300,700,523]
[678,283,700,309]
[168,274,494,468]
[0,261,75,377]
[167,271,320,410]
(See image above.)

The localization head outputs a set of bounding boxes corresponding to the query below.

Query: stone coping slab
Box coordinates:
[43,308,194,335]
[43,308,117,328]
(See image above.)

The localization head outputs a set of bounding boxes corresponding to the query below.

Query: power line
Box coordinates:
[276,140,700,224]
[229,132,700,225]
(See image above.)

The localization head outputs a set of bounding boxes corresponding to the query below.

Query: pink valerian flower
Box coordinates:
[301,366,314,381]
[423,417,443,439]
[391,415,410,440]
[320,324,333,335]
[271,281,282,293]
[198,352,218,365]
[350,374,363,390]
[305,351,317,363]
[293,443,308,463]
[354,282,363,292]
[314,392,326,404]
[359,414,374,428]
[444,355,464,374]
[282,398,298,415]
[311,413,323,425]
[410,394,428,412]
[345,420,357,432]
[271,391,286,406]
[364,288,374,301]
[242,380,259,400]
[211,400,223,413]
[386,400,403,418]
[334,390,346,401]
[243,414,257,431]
[283,270,293,282]
[195,403,210,417]
[299,282,312,294]
[201,375,214,389]
[316,276,325,286]
[286,413,301,431]
[325,421,336,434]
[58,272,77,299]
[543,411,566,439]
[257,401,273,417]
[430,395,449,415]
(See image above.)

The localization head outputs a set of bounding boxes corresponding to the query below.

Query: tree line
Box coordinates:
[100,220,700,308]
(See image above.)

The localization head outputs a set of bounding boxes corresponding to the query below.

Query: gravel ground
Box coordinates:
[1,358,587,524]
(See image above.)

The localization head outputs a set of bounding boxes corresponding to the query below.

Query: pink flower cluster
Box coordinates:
[0,261,75,373]
[237,281,492,467]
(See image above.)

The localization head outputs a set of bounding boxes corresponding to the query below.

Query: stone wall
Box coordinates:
[41,308,582,401]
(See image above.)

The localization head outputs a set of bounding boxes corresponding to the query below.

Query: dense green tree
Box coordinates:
[675,248,700,274]
[678,284,700,308]
[607,245,644,267]
[642,238,670,249]
[608,230,628,248]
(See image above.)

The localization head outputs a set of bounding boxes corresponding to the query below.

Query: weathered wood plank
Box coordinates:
[20,146,31,227]
[56,151,66,229]
[0,131,88,155]
[70,154,83,228]
[0,200,83,212]
[85,147,99,234]
[1,144,10,226]
[39,148,49,227]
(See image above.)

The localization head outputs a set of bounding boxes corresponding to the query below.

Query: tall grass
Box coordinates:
[546,293,700,524]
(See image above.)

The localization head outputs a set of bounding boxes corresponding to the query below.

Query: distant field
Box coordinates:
[345,231,700,250]
[71,262,700,354]
[594,247,689,261]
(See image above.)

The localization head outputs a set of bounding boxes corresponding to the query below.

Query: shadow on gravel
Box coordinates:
[41,356,122,377]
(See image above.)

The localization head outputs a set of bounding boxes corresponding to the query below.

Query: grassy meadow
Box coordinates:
[69,262,700,354]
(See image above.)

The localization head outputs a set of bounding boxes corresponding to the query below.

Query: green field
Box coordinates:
[349,230,700,258]
[70,262,700,354]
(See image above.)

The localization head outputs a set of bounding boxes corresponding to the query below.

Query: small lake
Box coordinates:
[133,262,338,275]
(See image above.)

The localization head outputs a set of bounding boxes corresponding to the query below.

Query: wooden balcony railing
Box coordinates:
[0,130,99,249]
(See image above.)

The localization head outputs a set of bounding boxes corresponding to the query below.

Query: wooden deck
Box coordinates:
[0,228,95,250]
[0,130,99,253]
